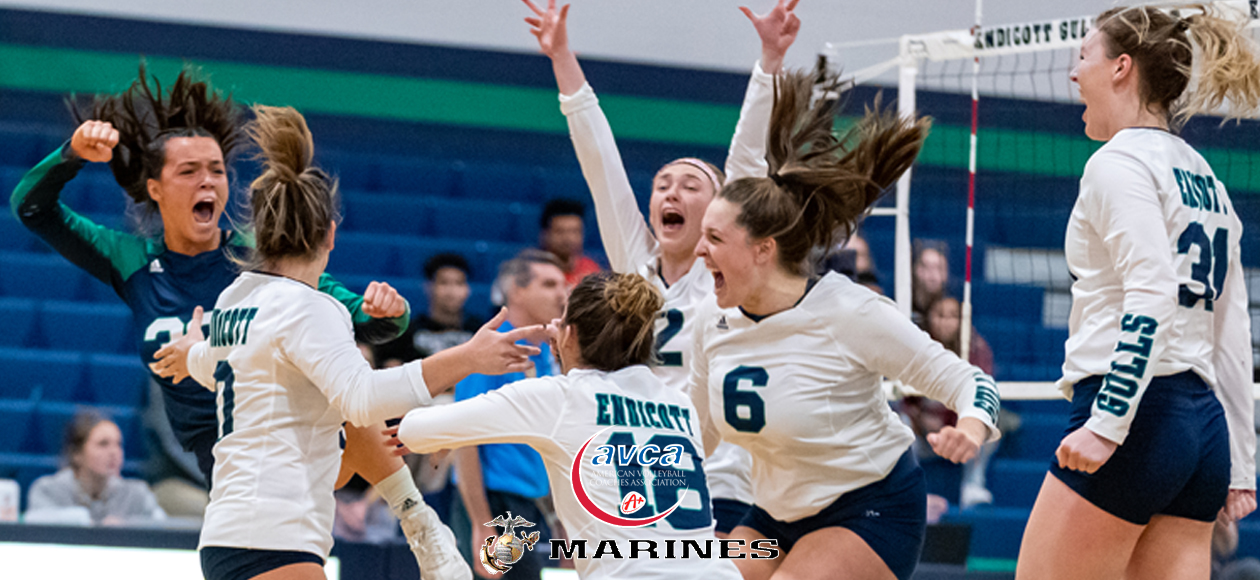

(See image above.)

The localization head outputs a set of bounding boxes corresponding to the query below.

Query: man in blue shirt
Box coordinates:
[451,249,567,579]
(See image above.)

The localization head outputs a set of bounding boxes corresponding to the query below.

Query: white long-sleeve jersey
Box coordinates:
[691,273,1001,522]
[558,61,775,505]
[1059,128,1255,489]
[397,366,741,580]
[187,272,433,557]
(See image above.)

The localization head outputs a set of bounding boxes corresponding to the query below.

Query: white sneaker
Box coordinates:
[399,503,472,580]
[960,484,994,509]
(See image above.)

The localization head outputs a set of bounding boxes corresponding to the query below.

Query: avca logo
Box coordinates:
[570,428,687,528]
[619,491,647,515]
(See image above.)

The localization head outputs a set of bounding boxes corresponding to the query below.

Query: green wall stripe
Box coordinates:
[0,42,1255,193]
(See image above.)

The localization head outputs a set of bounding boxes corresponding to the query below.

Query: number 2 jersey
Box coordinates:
[186,272,433,558]
[558,61,778,507]
[9,145,407,465]
[398,365,742,580]
[691,272,1001,522]
[1060,128,1255,489]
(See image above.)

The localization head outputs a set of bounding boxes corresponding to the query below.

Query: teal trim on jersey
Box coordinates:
[966,557,1018,572]
[0,42,1255,194]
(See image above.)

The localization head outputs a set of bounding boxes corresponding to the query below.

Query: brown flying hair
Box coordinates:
[719,71,930,275]
[70,63,244,235]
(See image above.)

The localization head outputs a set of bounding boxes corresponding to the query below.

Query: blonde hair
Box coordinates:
[1096,4,1260,127]
[242,105,340,266]
[564,271,664,371]
[720,72,930,275]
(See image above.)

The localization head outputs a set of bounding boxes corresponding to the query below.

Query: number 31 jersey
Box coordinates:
[1061,128,1254,488]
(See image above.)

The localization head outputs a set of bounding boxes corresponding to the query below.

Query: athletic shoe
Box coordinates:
[399,504,472,580]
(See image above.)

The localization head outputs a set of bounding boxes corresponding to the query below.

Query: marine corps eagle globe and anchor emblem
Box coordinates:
[480,512,541,575]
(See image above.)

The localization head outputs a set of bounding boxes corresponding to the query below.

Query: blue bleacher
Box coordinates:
[453,160,540,202]
[83,354,146,407]
[0,297,38,348]
[341,193,432,237]
[39,301,134,354]
[0,347,85,402]
[0,252,86,301]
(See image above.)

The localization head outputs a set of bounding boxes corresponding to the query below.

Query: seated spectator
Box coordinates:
[539,198,602,289]
[904,295,1001,509]
[375,253,484,367]
[26,410,166,526]
[912,241,951,329]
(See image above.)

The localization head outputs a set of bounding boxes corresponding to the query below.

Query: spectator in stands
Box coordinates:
[376,253,484,367]
[450,249,566,579]
[903,295,1001,508]
[821,232,883,294]
[539,198,601,289]
[912,241,950,329]
[26,410,166,526]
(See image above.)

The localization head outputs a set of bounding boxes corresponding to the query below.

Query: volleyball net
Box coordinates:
[836,1,1260,400]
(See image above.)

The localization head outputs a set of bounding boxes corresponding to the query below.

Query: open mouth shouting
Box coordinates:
[193,198,218,225]
[660,207,685,234]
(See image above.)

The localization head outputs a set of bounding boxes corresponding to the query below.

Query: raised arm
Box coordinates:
[317,275,411,345]
[526,0,657,273]
[726,0,800,182]
[11,121,150,295]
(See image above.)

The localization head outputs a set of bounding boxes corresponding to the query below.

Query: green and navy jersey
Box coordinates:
[10,144,409,458]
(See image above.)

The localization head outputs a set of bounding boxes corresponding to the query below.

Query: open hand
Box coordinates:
[465,307,549,375]
[149,306,206,384]
[70,120,119,163]
[361,281,408,319]
[524,0,572,59]
[740,0,801,74]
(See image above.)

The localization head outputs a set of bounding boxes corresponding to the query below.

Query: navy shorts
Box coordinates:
[201,547,324,580]
[1050,370,1230,525]
[739,450,926,580]
[712,498,753,535]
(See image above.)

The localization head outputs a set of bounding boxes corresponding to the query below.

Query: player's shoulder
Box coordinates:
[801,272,888,317]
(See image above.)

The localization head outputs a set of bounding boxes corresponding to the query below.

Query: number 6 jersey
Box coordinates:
[1061,128,1255,489]
[690,272,1001,523]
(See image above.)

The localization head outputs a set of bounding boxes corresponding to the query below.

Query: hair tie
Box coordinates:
[770,172,787,187]
[666,158,722,191]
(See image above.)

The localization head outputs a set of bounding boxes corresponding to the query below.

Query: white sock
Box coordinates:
[376,465,426,518]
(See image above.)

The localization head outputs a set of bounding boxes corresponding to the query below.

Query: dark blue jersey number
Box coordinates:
[215,361,236,438]
[654,309,684,367]
[606,432,711,530]
[722,366,768,433]
[1176,222,1229,311]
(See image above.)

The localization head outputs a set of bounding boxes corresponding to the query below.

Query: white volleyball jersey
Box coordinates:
[558,61,775,504]
[398,366,742,580]
[691,273,1001,522]
[1060,128,1255,488]
[186,272,433,557]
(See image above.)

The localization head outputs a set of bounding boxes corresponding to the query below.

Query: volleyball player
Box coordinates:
[689,72,1001,580]
[1015,6,1259,579]
[524,0,800,536]
[152,105,549,580]
[393,271,742,580]
[10,68,464,577]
